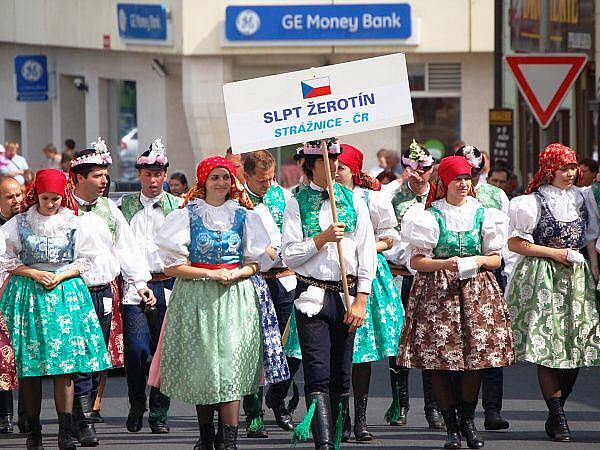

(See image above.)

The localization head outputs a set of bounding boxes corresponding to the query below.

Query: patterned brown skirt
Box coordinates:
[397,269,514,371]
[0,311,17,391]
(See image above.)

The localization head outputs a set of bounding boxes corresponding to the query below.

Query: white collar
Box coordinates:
[407,181,430,197]
[140,191,163,207]
[72,193,98,206]
[309,181,326,192]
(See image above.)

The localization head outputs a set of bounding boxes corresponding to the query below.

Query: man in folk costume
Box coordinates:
[118,139,181,434]
[69,138,155,446]
[282,139,376,449]
[241,150,297,437]
[384,140,444,429]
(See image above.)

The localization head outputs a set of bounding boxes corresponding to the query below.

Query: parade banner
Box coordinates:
[223,53,414,154]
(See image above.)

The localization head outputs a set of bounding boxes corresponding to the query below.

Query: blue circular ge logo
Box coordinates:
[236,9,260,36]
[21,60,43,82]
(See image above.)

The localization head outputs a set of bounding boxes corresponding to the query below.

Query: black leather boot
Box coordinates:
[73,395,99,447]
[545,397,571,442]
[386,366,409,426]
[440,408,461,450]
[126,401,145,433]
[242,388,267,438]
[148,387,170,434]
[26,416,44,450]
[89,390,104,424]
[330,392,350,442]
[308,392,334,450]
[0,415,13,434]
[353,395,374,441]
[57,413,76,450]
[222,424,238,450]
[194,423,215,450]
[423,370,444,429]
[460,400,484,449]
[265,383,294,431]
[0,390,14,433]
[482,371,509,430]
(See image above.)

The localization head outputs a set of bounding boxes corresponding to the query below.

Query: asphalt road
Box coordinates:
[1,361,599,449]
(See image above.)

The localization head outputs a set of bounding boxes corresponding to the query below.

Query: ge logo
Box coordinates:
[236,9,260,36]
[118,8,127,33]
[21,60,43,83]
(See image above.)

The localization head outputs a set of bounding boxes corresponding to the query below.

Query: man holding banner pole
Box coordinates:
[281,139,376,448]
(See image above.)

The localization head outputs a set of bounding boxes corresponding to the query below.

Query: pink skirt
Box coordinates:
[148,311,167,388]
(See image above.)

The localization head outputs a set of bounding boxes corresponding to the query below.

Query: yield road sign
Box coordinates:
[505,54,588,129]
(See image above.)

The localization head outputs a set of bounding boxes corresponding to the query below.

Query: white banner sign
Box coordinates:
[223,53,414,154]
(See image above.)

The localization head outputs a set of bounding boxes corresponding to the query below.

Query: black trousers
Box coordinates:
[295,280,355,395]
[73,284,113,398]
[123,280,171,415]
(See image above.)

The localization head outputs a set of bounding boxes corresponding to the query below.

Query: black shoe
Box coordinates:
[330,392,351,442]
[394,406,409,426]
[305,392,334,450]
[460,400,484,449]
[26,416,44,450]
[270,401,294,431]
[484,409,509,430]
[18,413,30,434]
[242,391,268,438]
[440,409,461,450]
[545,397,571,442]
[89,411,104,424]
[222,424,238,450]
[57,413,76,450]
[386,366,410,426]
[194,423,215,450]
[126,411,143,433]
[73,395,99,447]
[426,408,445,430]
[149,417,170,434]
[353,396,374,442]
[0,414,13,433]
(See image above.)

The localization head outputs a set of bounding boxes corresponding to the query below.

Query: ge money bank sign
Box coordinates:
[225,4,415,45]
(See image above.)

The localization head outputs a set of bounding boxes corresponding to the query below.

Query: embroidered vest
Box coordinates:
[391,184,427,232]
[429,207,485,258]
[295,183,357,238]
[77,197,117,242]
[247,185,287,231]
[19,214,77,266]
[120,192,180,223]
[476,183,502,211]
[531,191,587,249]
[187,204,246,265]
[591,182,600,209]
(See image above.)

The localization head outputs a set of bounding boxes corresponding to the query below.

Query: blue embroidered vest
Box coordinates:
[187,204,246,265]
[19,214,77,266]
[531,191,587,249]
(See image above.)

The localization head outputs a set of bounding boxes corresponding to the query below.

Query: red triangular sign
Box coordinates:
[506,54,588,129]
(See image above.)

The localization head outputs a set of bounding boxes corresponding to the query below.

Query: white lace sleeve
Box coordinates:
[400,209,439,257]
[243,209,276,271]
[0,217,23,272]
[482,208,509,255]
[157,208,190,268]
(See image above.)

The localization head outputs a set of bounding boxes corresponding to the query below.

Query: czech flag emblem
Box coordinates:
[301,77,332,99]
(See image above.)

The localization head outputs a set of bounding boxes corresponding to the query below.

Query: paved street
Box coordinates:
[1,362,598,449]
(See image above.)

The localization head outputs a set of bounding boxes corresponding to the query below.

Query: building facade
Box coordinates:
[0,0,495,185]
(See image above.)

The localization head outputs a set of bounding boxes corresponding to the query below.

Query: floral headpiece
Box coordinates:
[70,137,113,168]
[302,138,341,156]
[136,138,169,167]
[461,145,483,169]
[402,139,434,170]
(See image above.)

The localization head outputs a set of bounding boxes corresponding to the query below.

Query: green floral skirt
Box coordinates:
[0,275,112,377]
[159,278,262,405]
[285,254,404,363]
[506,257,600,368]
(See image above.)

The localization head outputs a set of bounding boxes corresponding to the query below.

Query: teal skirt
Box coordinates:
[159,278,262,405]
[285,254,405,363]
[0,275,112,377]
[506,257,600,368]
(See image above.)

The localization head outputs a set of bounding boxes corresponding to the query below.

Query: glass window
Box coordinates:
[407,63,426,91]
[401,97,460,158]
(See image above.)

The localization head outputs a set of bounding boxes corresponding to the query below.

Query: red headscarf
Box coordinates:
[338,144,381,191]
[426,156,475,206]
[22,169,69,212]
[525,143,580,194]
[184,156,253,209]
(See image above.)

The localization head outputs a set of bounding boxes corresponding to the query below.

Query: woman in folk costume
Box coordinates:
[0,230,18,393]
[155,156,287,450]
[398,156,514,450]
[0,169,111,450]
[334,144,404,441]
[506,143,600,442]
